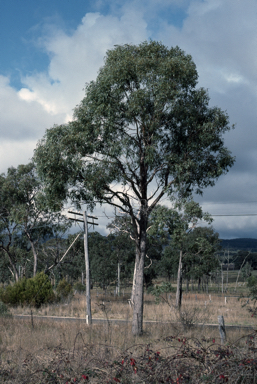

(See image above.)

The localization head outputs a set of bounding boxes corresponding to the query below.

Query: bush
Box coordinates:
[73,281,86,293]
[0,272,55,308]
[175,305,210,330]
[148,282,175,303]
[246,275,257,306]
[0,301,12,317]
[1,278,27,305]
[247,275,257,289]
[56,279,73,299]
[25,272,55,308]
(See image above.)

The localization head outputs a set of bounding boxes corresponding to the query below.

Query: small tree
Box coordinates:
[0,163,70,280]
[150,199,213,309]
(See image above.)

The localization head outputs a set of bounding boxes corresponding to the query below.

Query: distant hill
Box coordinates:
[221,238,257,251]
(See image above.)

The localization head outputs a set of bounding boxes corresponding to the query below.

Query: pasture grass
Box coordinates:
[0,311,256,383]
[9,289,256,327]
[1,280,257,382]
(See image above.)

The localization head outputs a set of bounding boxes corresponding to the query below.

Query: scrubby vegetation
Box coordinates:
[0,312,256,383]
[0,272,55,308]
[0,301,12,318]
[56,278,73,299]
[0,277,256,383]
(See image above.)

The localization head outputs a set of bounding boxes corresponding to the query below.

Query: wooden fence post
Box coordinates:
[218,315,226,345]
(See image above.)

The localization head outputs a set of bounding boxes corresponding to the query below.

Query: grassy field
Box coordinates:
[1,285,257,383]
[9,282,256,327]
[1,269,257,383]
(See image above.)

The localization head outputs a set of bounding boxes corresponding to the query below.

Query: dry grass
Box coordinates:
[2,288,257,382]
[9,290,256,328]
[0,313,256,383]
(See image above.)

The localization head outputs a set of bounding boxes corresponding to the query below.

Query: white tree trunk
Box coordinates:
[176,250,183,309]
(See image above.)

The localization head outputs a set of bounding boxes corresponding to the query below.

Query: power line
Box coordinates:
[211,214,257,217]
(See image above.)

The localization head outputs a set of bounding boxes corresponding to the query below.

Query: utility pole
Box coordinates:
[68,210,98,324]
[117,260,120,296]
[83,211,92,324]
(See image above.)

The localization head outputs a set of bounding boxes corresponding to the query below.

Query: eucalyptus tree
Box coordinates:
[0,163,70,280]
[150,199,213,308]
[34,41,235,335]
[162,225,220,292]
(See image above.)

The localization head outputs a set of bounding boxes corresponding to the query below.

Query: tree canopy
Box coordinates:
[34,41,235,335]
[0,163,70,281]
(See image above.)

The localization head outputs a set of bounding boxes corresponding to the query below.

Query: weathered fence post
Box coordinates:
[218,315,226,345]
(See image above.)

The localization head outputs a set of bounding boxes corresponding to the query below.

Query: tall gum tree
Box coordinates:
[34,41,235,335]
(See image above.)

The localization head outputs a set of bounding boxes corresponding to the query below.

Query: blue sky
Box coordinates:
[1,0,257,239]
[0,0,187,89]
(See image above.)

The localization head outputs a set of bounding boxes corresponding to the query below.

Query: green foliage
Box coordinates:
[240,276,257,317]
[0,272,55,308]
[34,40,235,335]
[34,40,234,217]
[0,301,12,317]
[148,282,175,298]
[73,281,86,293]
[150,199,212,243]
[0,278,27,306]
[89,232,119,289]
[57,234,85,281]
[148,282,175,305]
[150,203,220,281]
[56,278,73,298]
[233,251,257,270]
[108,215,163,288]
[0,162,71,280]
[241,261,252,281]
[246,275,257,303]
[247,275,257,288]
[88,231,135,289]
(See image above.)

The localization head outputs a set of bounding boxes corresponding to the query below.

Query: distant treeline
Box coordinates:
[221,238,257,251]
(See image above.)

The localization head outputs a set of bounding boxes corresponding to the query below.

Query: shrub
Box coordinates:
[24,272,55,308]
[1,278,27,305]
[0,272,55,308]
[148,282,175,303]
[56,279,73,299]
[73,281,86,293]
[175,305,210,330]
[247,275,257,289]
[0,301,12,317]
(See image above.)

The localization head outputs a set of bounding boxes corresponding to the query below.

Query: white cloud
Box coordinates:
[19,10,148,122]
[1,0,257,238]
[157,0,257,212]
[0,75,65,144]
[0,139,37,173]
[0,8,148,173]
[158,0,257,92]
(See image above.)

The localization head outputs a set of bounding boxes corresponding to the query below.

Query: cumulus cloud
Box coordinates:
[19,10,148,121]
[0,75,65,140]
[1,0,257,238]
[157,0,257,190]
[0,7,148,174]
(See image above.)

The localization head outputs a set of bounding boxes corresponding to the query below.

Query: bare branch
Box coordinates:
[108,222,136,242]
[148,179,174,214]
[144,254,152,269]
